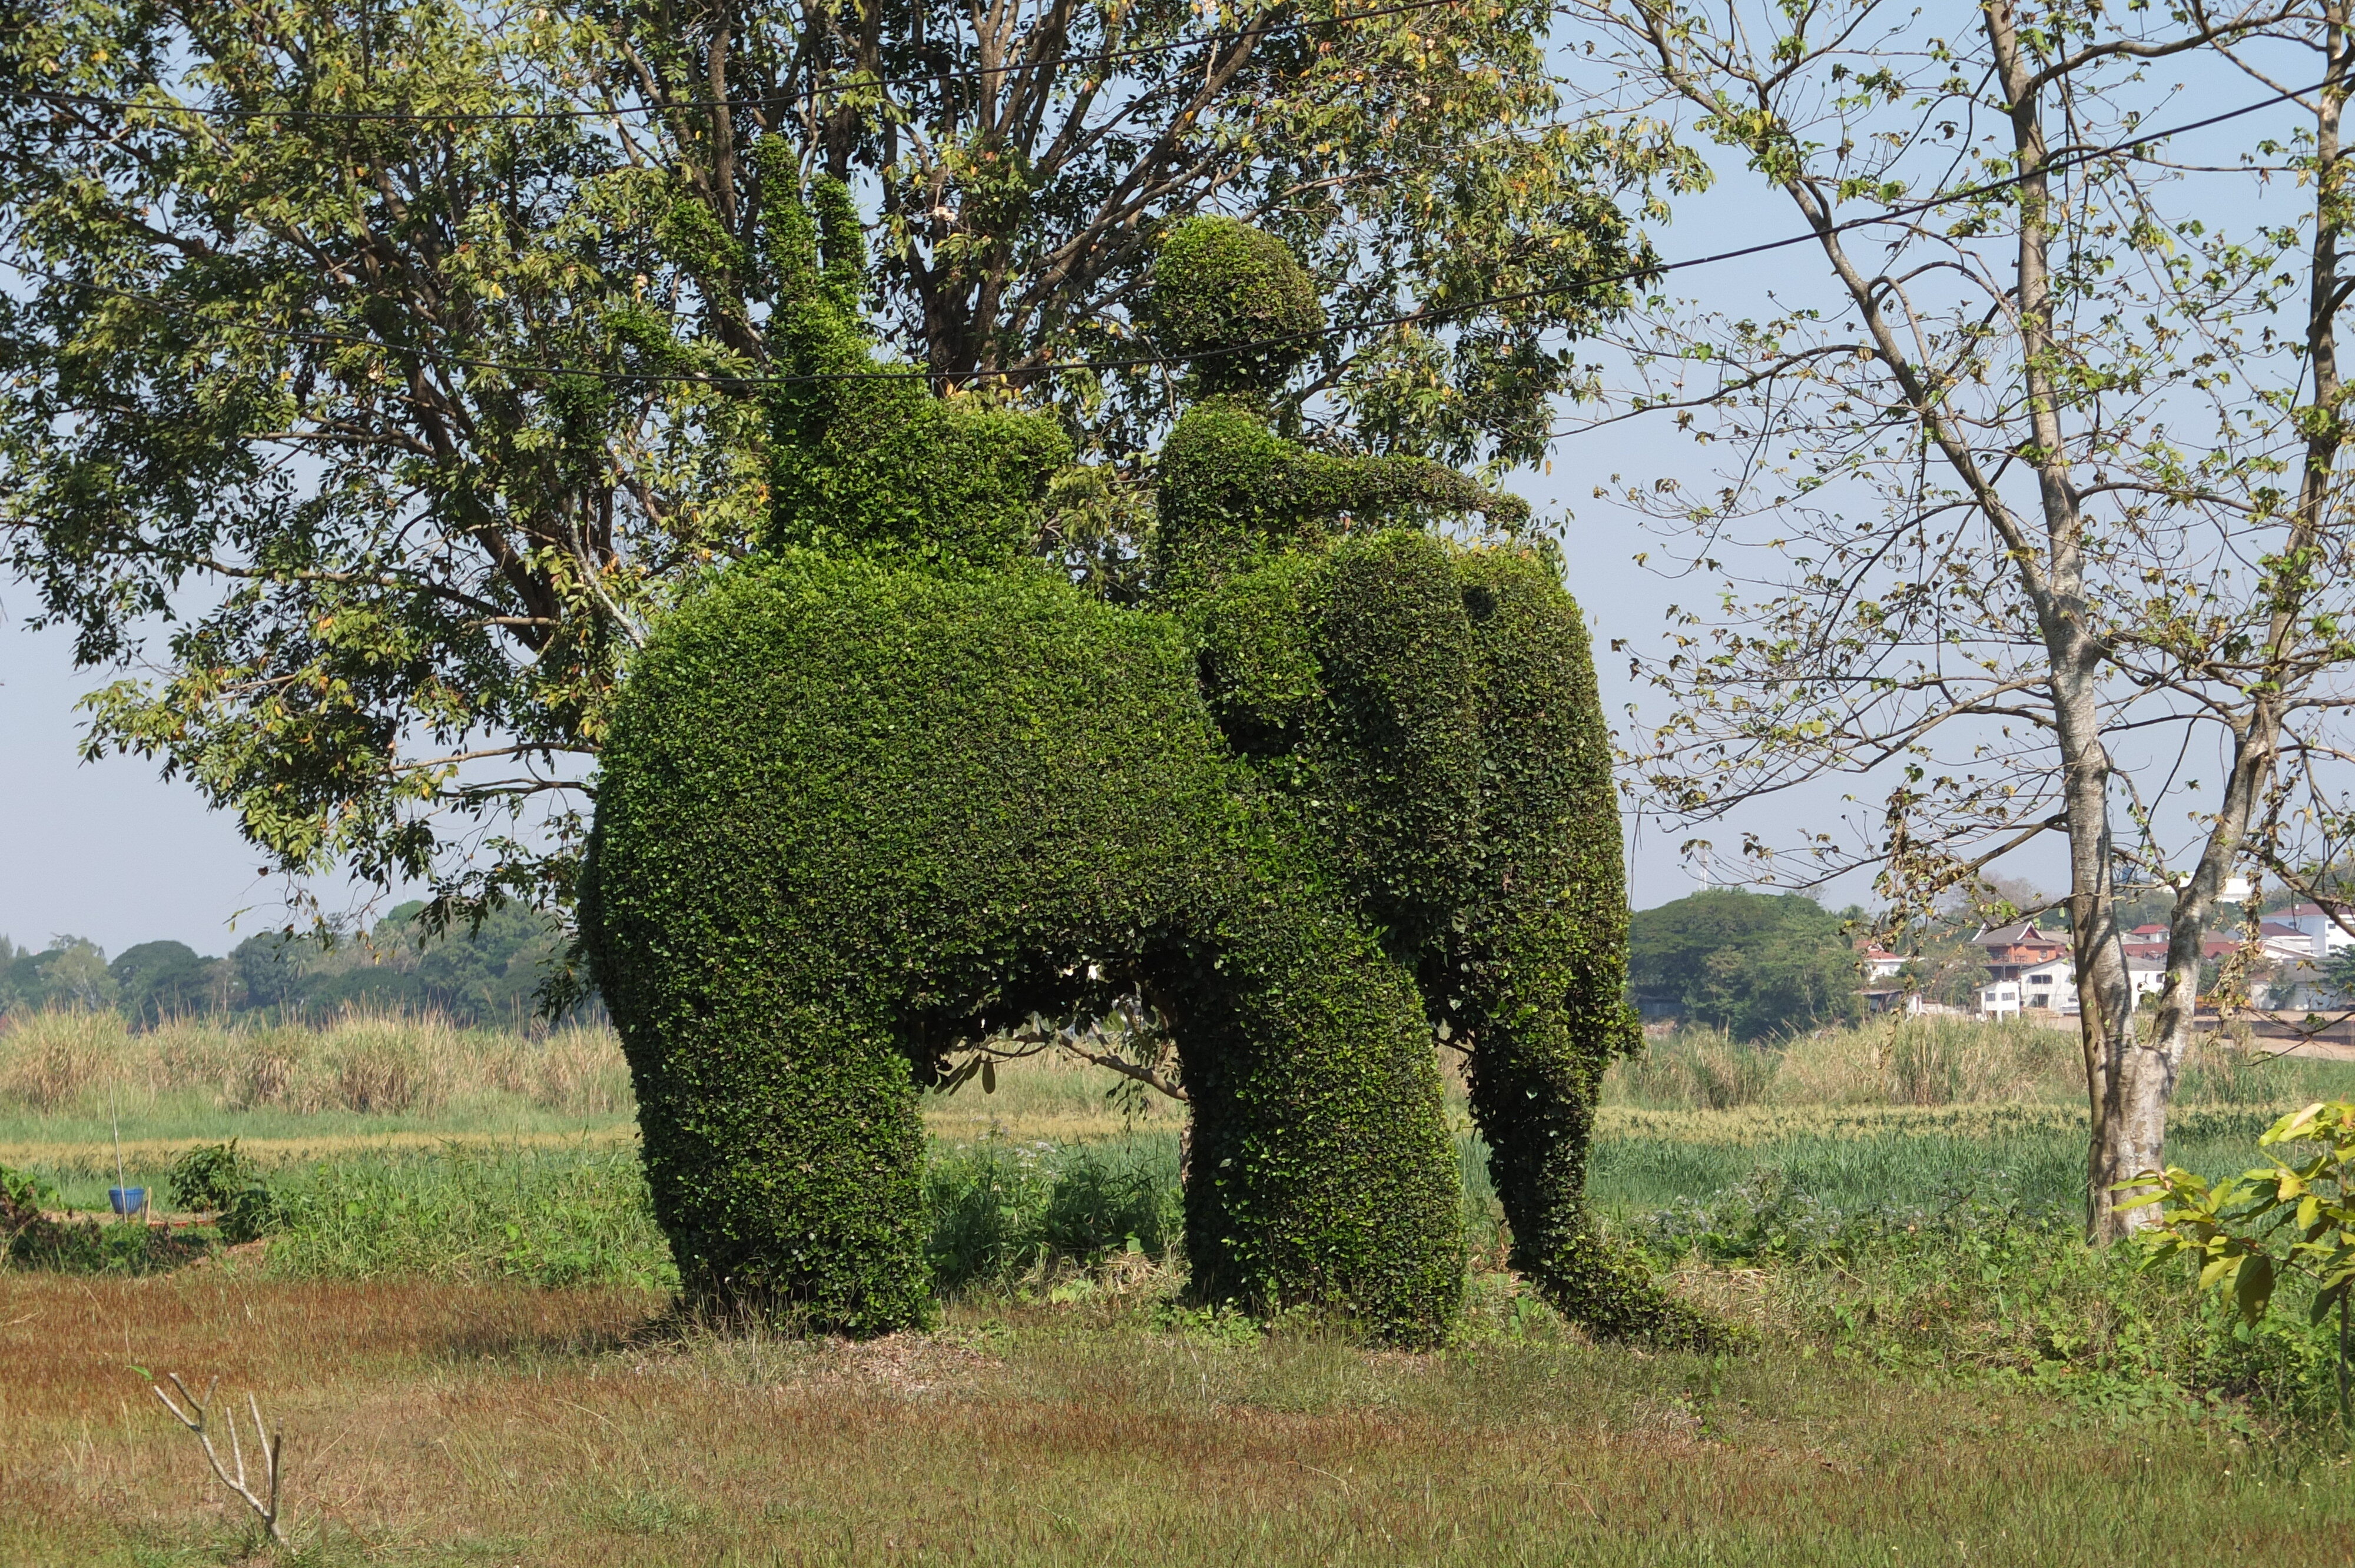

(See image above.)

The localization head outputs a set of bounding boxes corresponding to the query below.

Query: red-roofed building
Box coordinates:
[1858,945,1906,981]
[1973,922,2069,979]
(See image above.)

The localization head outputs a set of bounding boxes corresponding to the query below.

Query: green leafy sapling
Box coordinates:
[2131,1099,2355,1430]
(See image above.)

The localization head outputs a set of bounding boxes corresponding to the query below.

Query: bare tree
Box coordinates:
[152,1374,289,1547]
[1570,0,2355,1237]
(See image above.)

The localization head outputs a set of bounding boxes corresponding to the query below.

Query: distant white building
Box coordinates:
[1859,946,1906,981]
[2266,903,2355,960]
[1980,954,2168,1018]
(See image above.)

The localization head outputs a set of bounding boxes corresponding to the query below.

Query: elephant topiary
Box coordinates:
[582,178,1708,1345]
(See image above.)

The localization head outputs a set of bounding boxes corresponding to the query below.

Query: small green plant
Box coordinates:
[167,1140,251,1211]
[2132,1098,2355,1431]
[1,1160,58,1253]
[167,1140,285,1243]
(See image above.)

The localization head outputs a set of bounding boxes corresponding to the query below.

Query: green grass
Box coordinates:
[22,1111,2351,1433]
[11,1018,2355,1562]
[13,1012,2355,1440]
[1584,1110,2296,1221]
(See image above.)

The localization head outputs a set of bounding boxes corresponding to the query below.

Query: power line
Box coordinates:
[2,74,2329,388]
[29,0,1477,125]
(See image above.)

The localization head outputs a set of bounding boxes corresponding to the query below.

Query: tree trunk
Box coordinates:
[1983,2,2150,1240]
[2059,4,2350,1237]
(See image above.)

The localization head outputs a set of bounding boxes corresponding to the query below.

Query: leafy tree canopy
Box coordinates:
[1629,890,1861,1041]
[0,0,1690,935]
[110,939,220,1026]
[0,936,118,1014]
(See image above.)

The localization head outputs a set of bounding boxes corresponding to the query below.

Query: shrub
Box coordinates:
[167,1141,252,1211]
[583,190,1655,1350]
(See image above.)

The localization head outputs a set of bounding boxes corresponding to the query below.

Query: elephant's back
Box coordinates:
[585,553,1237,1010]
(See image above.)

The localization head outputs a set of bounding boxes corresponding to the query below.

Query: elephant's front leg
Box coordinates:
[1167,902,1464,1344]
[630,996,931,1336]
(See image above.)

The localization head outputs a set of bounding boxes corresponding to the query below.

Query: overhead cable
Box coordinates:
[1,73,2329,387]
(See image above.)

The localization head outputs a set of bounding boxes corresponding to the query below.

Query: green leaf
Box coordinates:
[2234,1251,2276,1325]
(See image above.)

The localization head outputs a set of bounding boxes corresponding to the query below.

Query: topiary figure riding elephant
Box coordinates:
[582,175,1709,1345]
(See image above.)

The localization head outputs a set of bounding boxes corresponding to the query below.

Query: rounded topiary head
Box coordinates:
[1143,217,1325,400]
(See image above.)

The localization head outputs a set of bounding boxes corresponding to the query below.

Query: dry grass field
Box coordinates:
[8,1009,2355,1564]
[8,1274,2354,1568]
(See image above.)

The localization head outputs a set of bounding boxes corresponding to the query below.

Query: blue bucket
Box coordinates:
[108,1186,147,1215]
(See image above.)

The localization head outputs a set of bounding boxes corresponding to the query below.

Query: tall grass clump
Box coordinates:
[1606,1017,2355,1111]
[261,1144,675,1288]
[1609,1028,1779,1108]
[0,1009,132,1111]
[0,1007,633,1120]
[1778,1017,2081,1105]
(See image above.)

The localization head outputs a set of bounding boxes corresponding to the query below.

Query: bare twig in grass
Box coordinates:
[150,1373,288,1546]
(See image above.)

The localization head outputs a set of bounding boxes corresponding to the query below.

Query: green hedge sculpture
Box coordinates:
[583,183,1710,1345]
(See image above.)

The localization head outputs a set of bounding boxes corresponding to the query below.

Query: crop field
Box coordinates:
[6,1010,2355,1565]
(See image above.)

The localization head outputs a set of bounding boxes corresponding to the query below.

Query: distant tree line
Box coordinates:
[0,903,582,1028]
[1628,890,1865,1041]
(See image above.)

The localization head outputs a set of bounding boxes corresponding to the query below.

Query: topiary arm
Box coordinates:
[1291,449,1531,534]
[1155,400,1531,602]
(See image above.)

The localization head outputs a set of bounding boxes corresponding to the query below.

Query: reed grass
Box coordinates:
[0,1006,631,1121]
[1607,1017,2355,1110]
[13,1005,2351,1144]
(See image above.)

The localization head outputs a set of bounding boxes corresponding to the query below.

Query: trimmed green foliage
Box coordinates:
[757,151,1069,569]
[1152,398,1526,605]
[584,195,1645,1343]
[1169,377,1693,1340]
[585,549,1465,1337]
[1140,217,1326,400]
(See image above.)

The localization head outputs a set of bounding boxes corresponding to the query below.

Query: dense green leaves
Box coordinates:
[583,213,1701,1344]
[1630,890,1863,1041]
[2138,1099,2355,1330]
[0,0,1671,929]
[1138,217,1326,401]
[0,936,117,1015]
